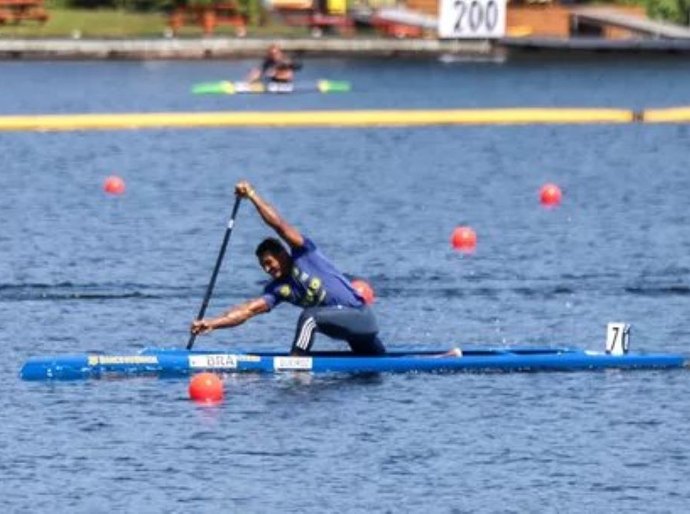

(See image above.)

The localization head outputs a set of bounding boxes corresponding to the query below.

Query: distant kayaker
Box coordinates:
[246,44,302,84]
[190,181,386,356]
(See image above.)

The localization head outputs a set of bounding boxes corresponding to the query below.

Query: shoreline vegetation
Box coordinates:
[0,0,688,40]
[0,8,315,38]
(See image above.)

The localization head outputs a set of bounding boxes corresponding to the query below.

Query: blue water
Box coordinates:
[1,57,689,513]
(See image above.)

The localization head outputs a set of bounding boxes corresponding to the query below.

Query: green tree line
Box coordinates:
[54,0,689,25]
[647,0,690,24]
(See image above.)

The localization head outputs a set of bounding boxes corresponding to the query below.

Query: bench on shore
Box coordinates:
[169,2,247,36]
[268,0,354,37]
[0,0,49,24]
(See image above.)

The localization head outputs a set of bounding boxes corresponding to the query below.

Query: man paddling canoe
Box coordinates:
[246,44,302,84]
[190,181,386,356]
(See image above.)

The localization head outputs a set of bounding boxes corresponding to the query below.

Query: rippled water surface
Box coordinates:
[1,57,689,513]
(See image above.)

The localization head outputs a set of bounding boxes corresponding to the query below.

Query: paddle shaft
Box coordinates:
[187,196,242,350]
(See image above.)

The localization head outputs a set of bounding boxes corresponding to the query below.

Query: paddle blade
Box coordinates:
[192,81,236,95]
[317,80,351,93]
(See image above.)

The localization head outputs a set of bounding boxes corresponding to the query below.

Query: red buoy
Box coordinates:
[103,175,126,196]
[451,226,477,253]
[351,279,375,305]
[540,183,562,207]
[189,372,224,404]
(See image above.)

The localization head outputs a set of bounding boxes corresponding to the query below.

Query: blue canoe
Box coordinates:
[20,346,688,381]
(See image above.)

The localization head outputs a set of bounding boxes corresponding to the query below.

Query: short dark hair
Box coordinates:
[255,237,287,259]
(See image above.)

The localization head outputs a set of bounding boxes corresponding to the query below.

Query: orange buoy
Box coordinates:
[451,226,477,253]
[189,372,224,404]
[103,175,126,196]
[351,279,375,305]
[540,183,562,207]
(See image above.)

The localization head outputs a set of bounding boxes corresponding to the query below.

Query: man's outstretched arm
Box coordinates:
[191,297,270,335]
[235,180,304,248]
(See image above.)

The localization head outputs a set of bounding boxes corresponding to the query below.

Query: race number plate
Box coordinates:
[439,0,507,39]
[606,323,631,355]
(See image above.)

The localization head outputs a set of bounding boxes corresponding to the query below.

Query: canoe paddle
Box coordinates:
[187,195,242,350]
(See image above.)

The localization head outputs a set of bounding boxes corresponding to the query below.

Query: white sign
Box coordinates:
[439,0,507,39]
[188,354,238,369]
[605,323,630,356]
[274,356,313,371]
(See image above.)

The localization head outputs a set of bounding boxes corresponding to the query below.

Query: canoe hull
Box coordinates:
[192,80,351,95]
[20,346,687,381]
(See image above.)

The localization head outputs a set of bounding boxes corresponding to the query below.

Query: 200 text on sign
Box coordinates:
[438,0,506,39]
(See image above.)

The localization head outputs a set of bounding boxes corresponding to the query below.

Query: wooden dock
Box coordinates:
[0,37,493,60]
[502,36,690,53]
[570,8,690,40]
